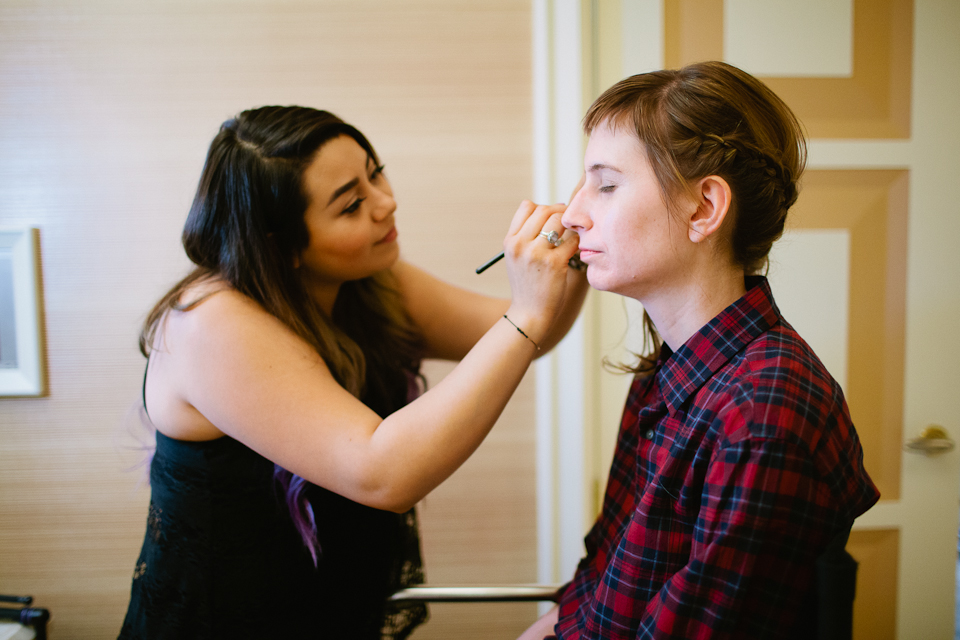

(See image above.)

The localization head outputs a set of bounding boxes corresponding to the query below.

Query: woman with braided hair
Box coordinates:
[520,61,879,639]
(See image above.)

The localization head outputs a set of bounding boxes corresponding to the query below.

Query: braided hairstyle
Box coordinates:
[585,61,806,371]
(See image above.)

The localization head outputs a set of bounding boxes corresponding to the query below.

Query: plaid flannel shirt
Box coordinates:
[553,277,879,639]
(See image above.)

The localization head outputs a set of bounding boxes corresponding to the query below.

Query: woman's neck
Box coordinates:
[642,263,747,353]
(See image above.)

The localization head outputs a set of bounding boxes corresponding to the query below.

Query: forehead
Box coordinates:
[302,135,370,203]
[584,121,646,167]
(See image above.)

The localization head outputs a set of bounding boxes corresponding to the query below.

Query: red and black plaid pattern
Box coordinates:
[553,277,879,639]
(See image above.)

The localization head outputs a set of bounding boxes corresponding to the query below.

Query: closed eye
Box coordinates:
[342,197,365,214]
[370,164,386,180]
[599,184,616,193]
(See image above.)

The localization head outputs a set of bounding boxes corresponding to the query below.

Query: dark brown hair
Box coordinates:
[140,106,423,561]
[585,61,806,373]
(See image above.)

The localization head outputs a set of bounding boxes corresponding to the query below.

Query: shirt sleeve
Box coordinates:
[634,437,838,639]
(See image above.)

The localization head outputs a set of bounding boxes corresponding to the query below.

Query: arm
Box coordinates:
[554,439,833,638]
[151,202,578,514]
[394,200,588,361]
[517,606,559,640]
[392,253,588,361]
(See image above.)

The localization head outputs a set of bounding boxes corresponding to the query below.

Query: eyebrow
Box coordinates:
[327,178,359,206]
[587,163,622,173]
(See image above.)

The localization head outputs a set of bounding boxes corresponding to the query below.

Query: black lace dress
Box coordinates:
[118,431,427,639]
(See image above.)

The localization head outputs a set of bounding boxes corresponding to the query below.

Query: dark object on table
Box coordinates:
[0,594,50,640]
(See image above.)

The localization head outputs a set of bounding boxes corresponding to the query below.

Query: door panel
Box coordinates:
[770,170,909,502]
[848,528,900,640]
[664,0,913,138]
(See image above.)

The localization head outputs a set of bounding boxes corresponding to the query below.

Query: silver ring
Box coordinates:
[538,230,563,247]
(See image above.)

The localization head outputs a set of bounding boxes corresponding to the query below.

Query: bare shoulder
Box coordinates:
[146,282,331,441]
[175,278,263,325]
[161,282,305,356]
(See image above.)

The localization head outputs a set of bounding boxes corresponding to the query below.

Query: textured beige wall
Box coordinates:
[0,1,536,637]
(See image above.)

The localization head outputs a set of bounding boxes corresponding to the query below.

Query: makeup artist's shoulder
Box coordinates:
[178,276,231,309]
[174,278,272,329]
[389,259,431,289]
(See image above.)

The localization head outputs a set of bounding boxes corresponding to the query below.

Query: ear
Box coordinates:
[686,175,732,244]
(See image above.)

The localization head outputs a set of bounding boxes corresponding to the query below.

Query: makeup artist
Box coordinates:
[118,106,589,640]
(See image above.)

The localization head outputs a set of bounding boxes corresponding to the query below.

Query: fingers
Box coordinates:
[560,225,580,252]
[501,206,579,340]
[521,204,566,242]
[507,200,566,240]
[537,211,569,242]
[506,200,536,236]
[517,211,579,264]
[543,212,580,261]
[503,202,577,277]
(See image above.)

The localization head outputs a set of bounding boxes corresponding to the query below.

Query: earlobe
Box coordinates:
[687,175,732,244]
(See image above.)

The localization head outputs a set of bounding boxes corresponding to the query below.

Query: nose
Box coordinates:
[372,186,397,222]
[561,188,590,232]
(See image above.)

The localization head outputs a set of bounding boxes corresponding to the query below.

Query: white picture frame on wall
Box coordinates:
[0,227,46,397]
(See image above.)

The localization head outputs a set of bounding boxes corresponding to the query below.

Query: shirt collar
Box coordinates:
[655,276,782,416]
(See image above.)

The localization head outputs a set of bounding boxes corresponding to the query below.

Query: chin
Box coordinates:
[368,247,401,277]
[586,271,613,293]
[382,244,401,268]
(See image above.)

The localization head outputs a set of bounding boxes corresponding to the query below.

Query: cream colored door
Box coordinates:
[570,0,960,637]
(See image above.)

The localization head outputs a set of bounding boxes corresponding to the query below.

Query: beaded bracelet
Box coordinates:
[503,314,541,351]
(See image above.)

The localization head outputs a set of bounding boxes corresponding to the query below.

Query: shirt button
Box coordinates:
[644,429,655,440]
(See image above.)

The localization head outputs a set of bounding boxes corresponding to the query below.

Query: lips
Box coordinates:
[578,248,599,260]
[376,227,397,245]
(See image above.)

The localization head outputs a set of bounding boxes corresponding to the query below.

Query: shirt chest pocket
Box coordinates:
[636,426,701,530]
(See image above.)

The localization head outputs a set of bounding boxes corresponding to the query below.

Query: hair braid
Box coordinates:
[699,134,797,212]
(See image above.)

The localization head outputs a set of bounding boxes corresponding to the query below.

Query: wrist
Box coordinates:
[502,307,549,348]
[502,314,541,351]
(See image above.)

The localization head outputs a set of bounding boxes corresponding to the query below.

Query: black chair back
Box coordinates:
[816,525,858,640]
